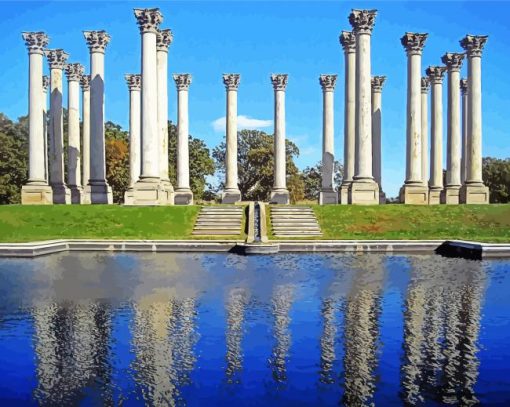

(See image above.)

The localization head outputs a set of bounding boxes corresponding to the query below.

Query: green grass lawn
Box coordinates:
[0,205,205,242]
[266,204,510,242]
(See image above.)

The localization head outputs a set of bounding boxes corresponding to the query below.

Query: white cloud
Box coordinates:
[212,115,272,132]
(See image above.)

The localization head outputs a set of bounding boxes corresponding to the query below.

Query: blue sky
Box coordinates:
[1,1,509,198]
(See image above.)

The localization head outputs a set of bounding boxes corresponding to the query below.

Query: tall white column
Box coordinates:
[339,31,356,204]
[399,32,429,204]
[441,52,465,204]
[157,28,174,203]
[222,73,242,203]
[42,75,49,184]
[270,74,290,204]
[124,74,141,205]
[319,74,338,205]
[371,75,386,204]
[421,77,430,185]
[426,66,447,205]
[45,48,70,204]
[131,8,168,205]
[64,63,84,204]
[173,74,194,205]
[21,32,53,204]
[80,75,91,190]
[348,9,379,205]
[460,35,489,204]
[460,78,468,184]
[83,30,113,204]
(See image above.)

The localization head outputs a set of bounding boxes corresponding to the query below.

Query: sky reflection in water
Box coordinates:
[0,253,509,405]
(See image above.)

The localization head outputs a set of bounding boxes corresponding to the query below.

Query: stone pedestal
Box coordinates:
[21,184,53,205]
[441,186,460,205]
[400,184,429,205]
[339,31,356,205]
[428,187,442,205]
[379,191,386,204]
[131,180,168,205]
[175,189,194,205]
[348,10,379,205]
[319,190,338,205]
[460,184,489,204]
[270,189,290,205]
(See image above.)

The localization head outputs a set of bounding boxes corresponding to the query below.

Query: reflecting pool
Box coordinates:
[0,253,509,405]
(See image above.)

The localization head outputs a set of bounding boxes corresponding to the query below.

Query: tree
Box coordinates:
[483,157,510,203]
[301,161,343,201]
[212,129,302,201]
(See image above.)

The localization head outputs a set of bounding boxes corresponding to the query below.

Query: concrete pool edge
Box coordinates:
[0,238,509,259]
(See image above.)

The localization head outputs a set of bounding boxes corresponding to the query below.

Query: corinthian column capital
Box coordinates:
[271,74,288,91]
[441,52,465,72]
[173,74,192,90]
[80,74,90,90]
[348,9,377,34]
[22,31,49,55]
[156,28,173,51]
[125,74,141,91]
[460,78,468,95]
[425,65,447,84]
[371,76,386,93]
[320,74,338,91]
[223,74,240,91]
[83,30,110,53]
[134,8,163,34]
[339,30,356,53]
[44,49,69,69]
[460,34,488,57]
[65,63,84,82]
[401,32,428,55]
[42,75,49,92]
[421,77,430,93]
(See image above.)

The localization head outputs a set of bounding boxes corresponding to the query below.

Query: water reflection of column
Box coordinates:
[269,284,294,383]
[319,298,337,384]
[132,299,176,405]
[173,298,198,386]
[225,287,249,384]
[342,255,384,406]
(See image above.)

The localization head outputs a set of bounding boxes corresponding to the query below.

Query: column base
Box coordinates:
[349,179,379,205]
[319,189,338,205]
[441,185,461,205]
[222,188,241,204]
[83,182,113,205]
[51,183,71,204]
[161,180,175,205]
[270,189,290,204]
[69,185,83,204]
[21,183,53,205]
[379,190,387,205]
[399,183,429,205]
[460,183,489,204]
[174,188,194,205]
[124,187,135,205]
[339,182,351,205]
[428,187,443,205]
[126,179,169,206]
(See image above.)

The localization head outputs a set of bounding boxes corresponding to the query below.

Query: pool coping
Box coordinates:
[0,238,509,259]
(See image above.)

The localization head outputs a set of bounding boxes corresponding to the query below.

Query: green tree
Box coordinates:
[301,161,343,201]
[212,129,302,201]
[483,157,510,203]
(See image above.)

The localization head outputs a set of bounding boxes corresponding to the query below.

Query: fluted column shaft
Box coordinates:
[371,76,385,190]
[421,78,430,184]
[80,75,90,188]
[42,76,49,183]
[460,79,468,184]
[175,76,191,190]
[126,75,141,188]
[157,29,172,184]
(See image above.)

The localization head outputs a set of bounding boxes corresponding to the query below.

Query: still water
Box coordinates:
[0,253,509,406]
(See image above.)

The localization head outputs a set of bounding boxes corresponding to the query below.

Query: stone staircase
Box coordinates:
[192,205,244,236]
[269,206,322,237]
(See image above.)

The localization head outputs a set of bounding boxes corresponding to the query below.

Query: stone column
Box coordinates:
[222,73,242,203]
[64,63,84,204]
[421,77,430,185]
[42,75,49,184]
[83,30,113,204]
[21,32,53,204]
[80,75,91,190]
[157,29,174,204]
[173,74,194,205]
[460,78,468,184]
[339,31,356,204]
[460,35,489,204]
[131,8,168,205]
[270,74,290,204]
[124,74,141,205]
[441,52,465,204]
[348,9,379,205]
[45,48,71,204]
[319,74,338,205]
[426,66,447,204]
[371,75,386,204]
[399,32,429,204]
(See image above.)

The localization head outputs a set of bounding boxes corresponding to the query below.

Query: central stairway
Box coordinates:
[192,205,244,236]
[269,206,322,238]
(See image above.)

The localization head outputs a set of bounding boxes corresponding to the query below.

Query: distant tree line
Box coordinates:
[1,111,507,204]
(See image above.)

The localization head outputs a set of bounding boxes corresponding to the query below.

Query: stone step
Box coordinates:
[197,215,242,220]
[192,231,241,235]
[195,223,241,227]
[194,225,241,230]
